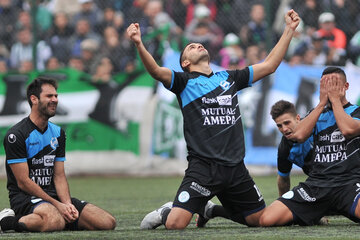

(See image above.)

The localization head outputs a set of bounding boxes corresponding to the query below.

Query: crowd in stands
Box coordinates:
[1,0,360,81]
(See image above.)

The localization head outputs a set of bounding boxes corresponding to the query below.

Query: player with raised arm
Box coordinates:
[127,9,300,230]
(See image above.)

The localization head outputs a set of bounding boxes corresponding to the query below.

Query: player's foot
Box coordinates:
[140,202,173,229]
[0,208,15,233]
[196,200,215,228]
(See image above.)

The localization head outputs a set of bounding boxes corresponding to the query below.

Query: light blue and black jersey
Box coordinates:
[306,103,360,187]
[167,67,253,166]
[277,135,313,177]
[4,117,66,205]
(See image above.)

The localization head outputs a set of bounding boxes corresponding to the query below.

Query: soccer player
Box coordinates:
[127,9,300,230]
[270,100,313,196]
[0,77,116,232]
[260,67,360,226]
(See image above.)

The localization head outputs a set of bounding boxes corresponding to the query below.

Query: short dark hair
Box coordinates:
[321,66,346,81]
[270,100,297,120]
[27,77,58,107]
[179,42,192,72]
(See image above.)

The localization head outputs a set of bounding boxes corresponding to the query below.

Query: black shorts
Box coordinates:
[12,196,88,230]
[278,181,360,226]
[173,156,265,221]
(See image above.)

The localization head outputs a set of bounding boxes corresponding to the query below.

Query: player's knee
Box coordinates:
[101,215,116,230]
[165,218,188,230]
[259,212,275,227]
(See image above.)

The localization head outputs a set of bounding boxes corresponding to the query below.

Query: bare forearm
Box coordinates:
[252,26,295,82]
[290,103,326,142]
[277,175,290,196]
[135,42,171,86]
[331,100,360,138]
[54,174,72,204]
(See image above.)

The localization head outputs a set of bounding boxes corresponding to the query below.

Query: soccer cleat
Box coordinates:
[196,200,215,228]
[140,202,173,229]
[0,208,15,233]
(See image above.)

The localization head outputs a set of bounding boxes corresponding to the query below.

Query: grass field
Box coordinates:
[1,174,360,239]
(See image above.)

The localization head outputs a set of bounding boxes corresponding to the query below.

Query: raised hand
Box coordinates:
[285,9,300,31]
[127,23,142,45]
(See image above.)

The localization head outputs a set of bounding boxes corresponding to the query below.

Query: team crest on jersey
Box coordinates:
[219,80,230,91]
[50,137,58,150]
[7,134,16,143]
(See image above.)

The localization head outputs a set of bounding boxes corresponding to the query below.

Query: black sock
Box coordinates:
[211,205,230,219]
[0,215,28,232]
[0,216,16,231]
[161,208,171,225]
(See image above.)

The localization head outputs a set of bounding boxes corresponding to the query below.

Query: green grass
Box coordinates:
[1,174,360,239]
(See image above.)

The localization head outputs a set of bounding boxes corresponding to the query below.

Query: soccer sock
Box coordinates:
[0,215,28,232]
[211,205,230,219]
[161,208,171,225]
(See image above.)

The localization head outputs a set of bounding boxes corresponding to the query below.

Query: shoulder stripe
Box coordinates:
[278,170,290,177]
[7,158,27,164]
[166,70,175,90]
[248,66,253,87]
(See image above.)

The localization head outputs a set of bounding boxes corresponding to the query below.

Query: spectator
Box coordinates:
[286,21,308,60]
[330,0,353,40]
[184,4,223,58]
[46,56,62,70]
[215,0,238,35]
[68,55,84,71]
[240,3,267,48]
[0,59,8,73]
[125,0,149,35]
[184,0,217,26]
[218,33,245,69]
[18,60,33,73]
[92,57,113,83]
[165,0,192,30]
[0,0,19,49]
[348,30,360,67]
[10,28,52,71]
[304,32,328,66]
[316,12,346,65]
[68,18,101,57]
[297,0,322,30]
[46,12,74,64]
[80,38,100,74]
[52,0,81,18]
[96,7,125,34]
[99,26,135,73]
[71,0,103,30]
[16,10,32,30]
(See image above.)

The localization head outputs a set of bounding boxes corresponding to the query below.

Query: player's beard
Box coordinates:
[194,51,210,65]
[38,100,57,119]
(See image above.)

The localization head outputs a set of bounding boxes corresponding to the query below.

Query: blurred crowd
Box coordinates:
[1,0,360,81]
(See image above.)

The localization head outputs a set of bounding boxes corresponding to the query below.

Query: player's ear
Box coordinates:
[30,95,38,106]
[182,60,190,69]
[296,114,300,122]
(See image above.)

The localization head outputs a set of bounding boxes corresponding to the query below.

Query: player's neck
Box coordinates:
[190,62,212,75]
[29,112,49,131]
